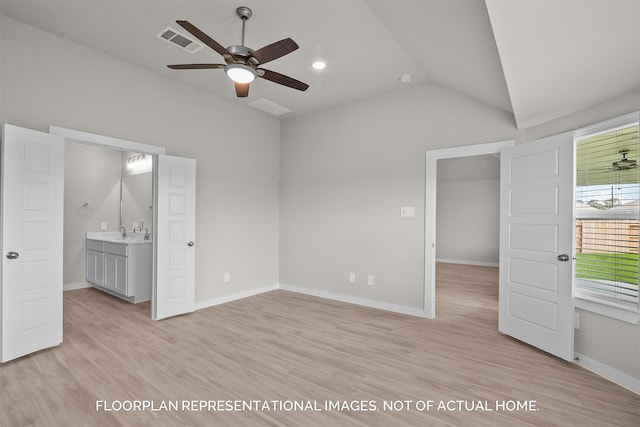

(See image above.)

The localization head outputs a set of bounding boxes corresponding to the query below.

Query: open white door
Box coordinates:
[1,124,64,362]
[153,155,196,320]
[499,132,574,361]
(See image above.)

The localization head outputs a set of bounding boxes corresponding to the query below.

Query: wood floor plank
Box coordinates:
[1,263,638,426]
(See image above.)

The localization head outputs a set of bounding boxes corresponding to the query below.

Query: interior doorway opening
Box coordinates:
[424,140,514,318]
[50,126,165,318]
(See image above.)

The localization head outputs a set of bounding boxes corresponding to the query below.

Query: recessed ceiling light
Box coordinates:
[312,61,326,70]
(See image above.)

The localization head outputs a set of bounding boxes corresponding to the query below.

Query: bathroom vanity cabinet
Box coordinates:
[86,233,152,303]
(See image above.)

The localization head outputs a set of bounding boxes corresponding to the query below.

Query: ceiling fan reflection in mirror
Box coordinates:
[612,149,637,171]
[167,6,309,98]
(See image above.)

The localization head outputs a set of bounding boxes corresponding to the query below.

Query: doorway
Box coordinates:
[63,142,154,302]
[424,140,514,318]
[51,127,165,319]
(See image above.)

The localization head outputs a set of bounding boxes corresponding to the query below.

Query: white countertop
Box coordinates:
[86,231,152,244]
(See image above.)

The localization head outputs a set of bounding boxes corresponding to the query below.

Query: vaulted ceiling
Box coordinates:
[1,0,639,128]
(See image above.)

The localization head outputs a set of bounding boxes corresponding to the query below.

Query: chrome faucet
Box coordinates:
[119,226,127,239]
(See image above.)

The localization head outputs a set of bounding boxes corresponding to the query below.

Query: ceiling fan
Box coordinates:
[611,149,637,170]
[580,149,638,174]
[167,6,309,98]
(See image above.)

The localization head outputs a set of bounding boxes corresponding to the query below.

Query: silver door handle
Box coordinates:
[557,254,570,262]
[6,251,19,260]
[187,241,195,247]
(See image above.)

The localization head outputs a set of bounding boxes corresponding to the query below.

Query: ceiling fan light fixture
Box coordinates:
[225,64,257,83]
[312,60,326,70]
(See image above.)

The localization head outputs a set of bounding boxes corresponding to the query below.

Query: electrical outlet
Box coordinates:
[100,222,107,230]
[367,275,375,286]
[349,272,356,283]
[224,272,230,283]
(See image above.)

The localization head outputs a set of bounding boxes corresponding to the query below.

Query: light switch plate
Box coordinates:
[400,206,415,217]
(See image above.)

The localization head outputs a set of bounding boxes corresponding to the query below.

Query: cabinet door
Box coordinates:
[104,254,127,295]
[86,250,104,286]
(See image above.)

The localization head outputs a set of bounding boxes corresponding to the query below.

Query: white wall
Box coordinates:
[280,83,516,308]
[0,16,281,304]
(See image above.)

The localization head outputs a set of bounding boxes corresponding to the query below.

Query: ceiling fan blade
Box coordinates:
[258,68,309,91]
[235,82,250,98]
[176,20,232,60]
[252,38,299,65]
[167,64,225,70]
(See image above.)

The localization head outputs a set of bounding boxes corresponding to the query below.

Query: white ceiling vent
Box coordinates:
[156,27,203,53]
[248,99,292,116]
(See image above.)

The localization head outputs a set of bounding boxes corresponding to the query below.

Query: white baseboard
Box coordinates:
[436,258,499,267]
[574,352,640,395]
[194,283,429,318]
[190,284,638,397]
[195,284,279,311]
[278,283,429,318]
[64,282,92,291]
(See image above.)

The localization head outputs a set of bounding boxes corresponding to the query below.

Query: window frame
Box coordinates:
[573,112,640,324]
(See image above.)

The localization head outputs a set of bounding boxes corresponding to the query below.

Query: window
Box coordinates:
[575,113,639,311]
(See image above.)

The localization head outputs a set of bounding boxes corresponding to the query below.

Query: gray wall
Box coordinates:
[1,16,281,304]
[64,142,122,285]
[436,155,500,265]
[2,13,638,385]
[280,84,515,308]
[523,90,640,383]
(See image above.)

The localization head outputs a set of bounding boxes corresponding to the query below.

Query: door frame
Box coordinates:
[424,140,515,318]
[48,126,166,318]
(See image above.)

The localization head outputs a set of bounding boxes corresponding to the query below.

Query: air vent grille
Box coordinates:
[248,99,292,116]
[157,27,203,53]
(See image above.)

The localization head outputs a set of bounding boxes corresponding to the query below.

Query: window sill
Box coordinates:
[574,293,640,324]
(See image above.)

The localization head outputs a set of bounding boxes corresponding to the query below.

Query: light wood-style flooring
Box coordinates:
[1,263,639,426]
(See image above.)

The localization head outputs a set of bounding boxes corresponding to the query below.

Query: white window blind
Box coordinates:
[575,116,639,306]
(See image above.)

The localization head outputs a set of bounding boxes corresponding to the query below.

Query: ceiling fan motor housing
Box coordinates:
[227,45,255,59]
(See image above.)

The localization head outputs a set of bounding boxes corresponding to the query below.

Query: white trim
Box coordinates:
[194,284,279,311]
[574,352,640,395]
[50,126,167,320]
[279,284,430,318]
[425,139,515,319]
[49,126,166,155]
[575,295,640,324]
[436,258,499,268]
[63,282,92,291]
[574,111,639,139]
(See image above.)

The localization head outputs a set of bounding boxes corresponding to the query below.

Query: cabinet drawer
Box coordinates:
[103,242,128,257]
[86,239,103,251]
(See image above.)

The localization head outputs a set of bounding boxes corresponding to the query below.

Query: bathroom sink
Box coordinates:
[86,231,151,243]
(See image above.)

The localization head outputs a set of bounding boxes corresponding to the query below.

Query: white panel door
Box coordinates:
[1,124,64,363]
[154,155,196,320]
[499,132,574,361]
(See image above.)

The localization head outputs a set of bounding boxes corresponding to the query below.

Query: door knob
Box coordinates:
[187,241,195,247]
[557,254,570,262]
[6,251,19,260]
